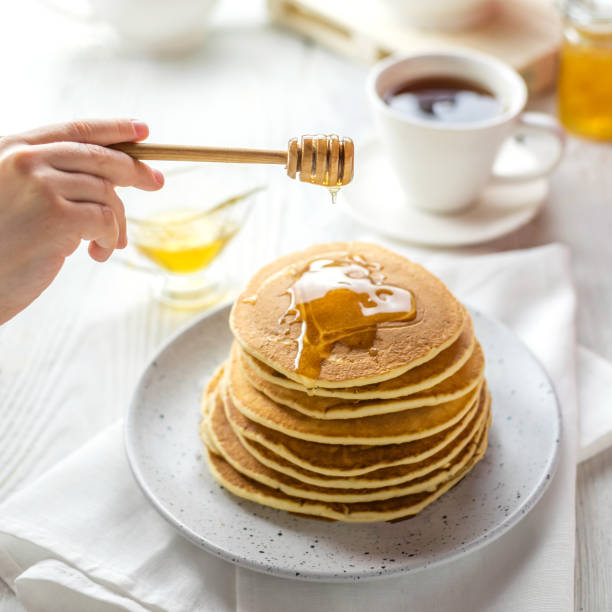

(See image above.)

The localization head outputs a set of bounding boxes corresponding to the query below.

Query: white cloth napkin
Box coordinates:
[577,345,612,463]
[2,243,609,612]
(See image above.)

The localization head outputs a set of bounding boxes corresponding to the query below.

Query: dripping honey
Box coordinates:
[279,255,416,379]
[132,209,238,274]
[310,168,344,204]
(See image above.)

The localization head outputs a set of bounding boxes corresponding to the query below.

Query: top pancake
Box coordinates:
[230,242,466,388]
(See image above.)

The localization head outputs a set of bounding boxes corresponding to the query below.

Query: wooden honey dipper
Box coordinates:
[111,134,354,187]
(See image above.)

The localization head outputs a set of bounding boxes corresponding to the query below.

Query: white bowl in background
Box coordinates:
[42,0,219,55]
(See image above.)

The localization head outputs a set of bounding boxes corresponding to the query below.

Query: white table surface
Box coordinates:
[1,1,611,610]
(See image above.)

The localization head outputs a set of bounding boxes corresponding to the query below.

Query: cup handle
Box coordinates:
[39,0,94,22]
[491,112,566,184]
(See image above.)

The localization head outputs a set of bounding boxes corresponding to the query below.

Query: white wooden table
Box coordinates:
[1,1,610,610]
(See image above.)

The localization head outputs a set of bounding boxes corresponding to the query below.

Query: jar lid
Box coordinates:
[559,0,612,25]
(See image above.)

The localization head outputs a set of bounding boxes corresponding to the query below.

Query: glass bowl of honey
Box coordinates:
[116,163,264,309]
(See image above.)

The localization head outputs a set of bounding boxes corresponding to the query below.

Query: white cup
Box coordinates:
[42,0,219,55]
[367,51,565,214]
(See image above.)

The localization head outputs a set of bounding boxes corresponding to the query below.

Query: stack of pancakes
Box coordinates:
[200,242,491,522]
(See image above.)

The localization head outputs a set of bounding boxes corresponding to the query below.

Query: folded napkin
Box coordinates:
[0,243,599,612]
[577,345,612,462]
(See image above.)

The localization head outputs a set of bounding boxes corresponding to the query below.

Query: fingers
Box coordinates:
[3,118,165,266]
[64,200,120,262]
[88,241,115,263]
[36,141,164,191]
[96,189,128,249]
[57,171,128,248]
[17,118,149,146]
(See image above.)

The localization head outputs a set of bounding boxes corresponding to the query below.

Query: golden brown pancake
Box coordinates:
[226,357,482,445]
[239,340,485,419]
[207,386,488,502]
[198,366,225,452]
[223,378,486,476]
[230,242,466,388]
[200,366,225,418]
[199,242,492,522]
[241,315,476,400]
[204,413,490,522]
[234,393,489,489]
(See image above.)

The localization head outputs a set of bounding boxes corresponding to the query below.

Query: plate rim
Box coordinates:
[340,139,547,248]
[124,303,562,582]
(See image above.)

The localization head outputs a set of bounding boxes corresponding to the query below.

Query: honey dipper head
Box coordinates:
[286,134,354,187]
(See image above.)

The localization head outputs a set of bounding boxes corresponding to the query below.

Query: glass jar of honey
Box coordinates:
[558,0,612,140]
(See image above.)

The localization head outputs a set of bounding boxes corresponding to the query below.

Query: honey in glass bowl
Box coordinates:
[116,163,263,309]
[558,0,612,140]
[132,207,240,274]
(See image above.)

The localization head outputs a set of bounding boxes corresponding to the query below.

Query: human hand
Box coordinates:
[0,118,164,325]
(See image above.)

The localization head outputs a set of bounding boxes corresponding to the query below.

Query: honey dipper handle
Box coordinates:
[110,142,289,165]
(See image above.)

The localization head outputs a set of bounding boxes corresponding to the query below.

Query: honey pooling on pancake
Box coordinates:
[278,255,416,379]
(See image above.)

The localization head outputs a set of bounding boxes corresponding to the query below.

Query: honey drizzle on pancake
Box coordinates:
[279,255,416,379]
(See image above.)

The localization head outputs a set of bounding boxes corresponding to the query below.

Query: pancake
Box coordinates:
[199,418,218,454]
[227,356,482,445]
[207,386,489,501]
[198,366,225,452]
[234,392,489,489]
[230,242,466,389]
[200,365,225,417]
[205,415,490,523]
[223,380,485,476]
[239,340,485,419]
[241,314,476,400]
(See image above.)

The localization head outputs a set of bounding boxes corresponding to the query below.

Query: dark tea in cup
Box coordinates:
[383,76,504,124]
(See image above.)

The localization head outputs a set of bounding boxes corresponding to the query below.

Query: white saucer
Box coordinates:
[341,139,549,247]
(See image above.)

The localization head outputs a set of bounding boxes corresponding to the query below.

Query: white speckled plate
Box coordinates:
[125,304,561,582]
